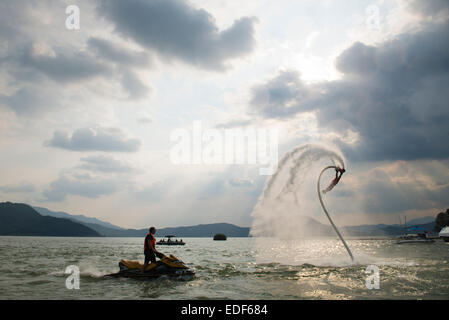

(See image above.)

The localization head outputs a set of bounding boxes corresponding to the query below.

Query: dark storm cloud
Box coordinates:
[250,19,449,162]
[44,127,142,152]
[97,0,258,71]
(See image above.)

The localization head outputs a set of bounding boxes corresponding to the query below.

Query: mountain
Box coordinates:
[68,219,438,238]
[33,206,123,230]
[2,202,440,238]
[343,224,404,236]
[156,223,250,237]
[0,202,250,237]
[405,216,435,225]
[84,222,250,237]
[0,202,101,237]
[342,221,436,236]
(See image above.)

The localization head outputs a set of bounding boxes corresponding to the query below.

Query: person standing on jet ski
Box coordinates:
[142,227,165,272]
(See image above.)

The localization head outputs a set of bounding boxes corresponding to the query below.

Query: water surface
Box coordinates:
[0,236,448,299]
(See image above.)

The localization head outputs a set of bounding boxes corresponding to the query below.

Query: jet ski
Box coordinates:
[106,254,194,280]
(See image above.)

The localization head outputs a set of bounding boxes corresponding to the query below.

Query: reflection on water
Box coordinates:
[0,236,448,299]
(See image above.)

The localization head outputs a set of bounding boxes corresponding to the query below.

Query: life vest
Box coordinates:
[144,233,156,251]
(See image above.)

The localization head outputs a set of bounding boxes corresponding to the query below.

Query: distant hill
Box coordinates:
[405,216,435,226]
[84,222,250,237]
[1,202,440,238]
[343,224,404,236]
[343,222,436,236]
[156,223,250,237]
[0,202,250,237]
[0,202,101,237]
[33,206,123,230]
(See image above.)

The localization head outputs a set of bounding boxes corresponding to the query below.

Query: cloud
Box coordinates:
[0,181,35,194]
[43,172,119,202]
[42,154,138,202]
[87,38,152,99]
[137,117,152,125]
[406,0,449,19]
[0,4,155,112]
[228,178,255,187]
[44,127,142,152]
[249,17,449,162]
[97,0,258,71]
[78,155,134,173]
[14,43,113,83]
[120,69,151,99]
[87,37,151,67]
[345,160,449,215]
[0,86,59,116]
[214,119,253,129]
[135,180,170,202]
[250,70,318,119]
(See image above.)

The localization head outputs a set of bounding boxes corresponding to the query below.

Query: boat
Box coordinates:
[157,235,185,246]
[396,234,435,244]
[105,254,194,279]
[439,226,449,242]
[395,218,435,244]
[424,231,440,239]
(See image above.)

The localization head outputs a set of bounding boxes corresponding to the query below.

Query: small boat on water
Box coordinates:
[396,234,435,244]
[396,220,435,244]
[440,226,449,242]
[157,235,186,246]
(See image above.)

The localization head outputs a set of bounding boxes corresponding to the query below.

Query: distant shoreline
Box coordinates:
[0,235,394,239]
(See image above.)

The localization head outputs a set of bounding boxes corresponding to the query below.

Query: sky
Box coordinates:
[0,0,448,229]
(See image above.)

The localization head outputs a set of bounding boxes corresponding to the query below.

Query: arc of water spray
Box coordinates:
[317,166,354,262]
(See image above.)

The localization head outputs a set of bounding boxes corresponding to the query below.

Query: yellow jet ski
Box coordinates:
[106,254,194,279]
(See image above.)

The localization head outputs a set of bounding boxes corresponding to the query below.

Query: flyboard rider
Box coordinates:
[322,167,345,194]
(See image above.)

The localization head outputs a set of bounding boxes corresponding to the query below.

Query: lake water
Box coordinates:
[0,236,448,299]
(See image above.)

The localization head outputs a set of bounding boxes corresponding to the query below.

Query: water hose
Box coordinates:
[317,166,354,261]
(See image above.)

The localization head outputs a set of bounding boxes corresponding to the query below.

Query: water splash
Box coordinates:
[250,143,352,264]
[250,143,345,237]
[49,262,113,279]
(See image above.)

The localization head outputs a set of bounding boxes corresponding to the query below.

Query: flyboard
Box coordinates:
[317,166,354,262]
